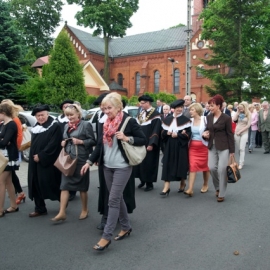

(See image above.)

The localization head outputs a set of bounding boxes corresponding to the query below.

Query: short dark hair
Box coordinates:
[208,94,224,109]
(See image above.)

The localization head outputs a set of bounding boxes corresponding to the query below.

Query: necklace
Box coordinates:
[138,107,155,124]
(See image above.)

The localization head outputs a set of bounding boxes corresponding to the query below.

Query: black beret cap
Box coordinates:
[59,99,74,110]
[93,93,109,105]
[170,99,185,109]
[138,95,154,102]
[31,104,50,116]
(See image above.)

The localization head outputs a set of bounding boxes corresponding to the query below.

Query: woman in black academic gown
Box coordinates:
[160,99,191,195]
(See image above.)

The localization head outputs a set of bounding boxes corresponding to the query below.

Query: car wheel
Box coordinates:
[22,148,30,162]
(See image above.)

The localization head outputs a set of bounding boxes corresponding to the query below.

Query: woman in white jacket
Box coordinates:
[184,103,210,196]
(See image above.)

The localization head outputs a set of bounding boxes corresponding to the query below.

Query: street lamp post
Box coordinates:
[168,57,178,93]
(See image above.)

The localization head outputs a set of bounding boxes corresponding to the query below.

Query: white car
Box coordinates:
[85,106,139,134]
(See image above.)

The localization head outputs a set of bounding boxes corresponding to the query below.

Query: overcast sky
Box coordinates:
[54,0,188,37]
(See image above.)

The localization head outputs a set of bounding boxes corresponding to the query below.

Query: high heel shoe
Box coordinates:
[178,184,186,193]
[114,228,132,241]
[16,193,26,205]
[160,189,170,196]
[51,216,66,223]
[4,207,19,214]
[93,240,111,251]
[79,210,89,220]
[184,190,193,197]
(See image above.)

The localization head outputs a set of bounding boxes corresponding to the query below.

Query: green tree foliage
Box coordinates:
[0,0,28,101]
[66,0,139,84]
[44,31,87,105]
[9,0,63,58]
[170,23,186,28]
[199,0,270,102]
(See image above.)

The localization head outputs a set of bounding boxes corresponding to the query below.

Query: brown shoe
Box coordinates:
[217,197,224,202]
[29,211,48,218]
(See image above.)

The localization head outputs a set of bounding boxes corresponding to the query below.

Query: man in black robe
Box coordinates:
[28,105,62,217]
[133,95,161,191]
[56,99,77,201]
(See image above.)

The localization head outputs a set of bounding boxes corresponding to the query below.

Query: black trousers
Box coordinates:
[12,170,23,194]
[32,180,47,213]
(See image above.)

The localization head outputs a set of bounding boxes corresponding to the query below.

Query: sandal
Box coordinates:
[4,207,19,214]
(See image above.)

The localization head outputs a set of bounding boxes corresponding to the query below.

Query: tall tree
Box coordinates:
[198,0,270,102]
[66,0,139,84]
[9,0,63,58]
[0,0,28,101]
[44,31,87,105]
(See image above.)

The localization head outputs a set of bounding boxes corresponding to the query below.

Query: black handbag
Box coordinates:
[227,156,241,183]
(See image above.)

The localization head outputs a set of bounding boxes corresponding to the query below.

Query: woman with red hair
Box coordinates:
[202,95,235,202]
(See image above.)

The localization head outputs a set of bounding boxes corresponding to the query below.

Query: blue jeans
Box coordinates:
[249,130,257,151]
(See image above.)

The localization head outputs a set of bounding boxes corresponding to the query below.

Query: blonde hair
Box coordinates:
[189,103,204,116]
[239,102,250,121]
[1,99,22,117]
[64,104,82,119]
[102,92,123,111]
[227,104,233,111]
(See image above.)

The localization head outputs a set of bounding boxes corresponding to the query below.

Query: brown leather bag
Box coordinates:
[54,143,78,177]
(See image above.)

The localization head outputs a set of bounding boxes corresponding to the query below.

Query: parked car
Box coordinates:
[84,106,139,135]
[18,111,59,162]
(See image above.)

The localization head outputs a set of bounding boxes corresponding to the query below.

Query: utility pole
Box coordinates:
[185,0,192,95]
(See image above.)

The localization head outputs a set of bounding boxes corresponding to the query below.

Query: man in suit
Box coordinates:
[156,99,163,114]
[161,104,171,121]
[222,102,231,117]
[204,103,211,116]
[183,95,192,118]
[258,101,270,154]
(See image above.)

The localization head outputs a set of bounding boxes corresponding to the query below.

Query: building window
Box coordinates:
[154,70,160,93]
[174,69,180,93]
[197,65,204,78]
[117,73,123,86]
[100,69,104,77]
[197,40,204,49]
[203,0,209,8]
[135,72,140,95]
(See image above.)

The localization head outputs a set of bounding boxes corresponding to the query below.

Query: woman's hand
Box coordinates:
[115,131,128,142]
[80,163,90,175]
[61,140,66,147]
[202,131,210,139]
[230,153,234,158]
[72,137,83,145]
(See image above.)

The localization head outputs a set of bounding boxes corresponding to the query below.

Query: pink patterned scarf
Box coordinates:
[103,112,123,147]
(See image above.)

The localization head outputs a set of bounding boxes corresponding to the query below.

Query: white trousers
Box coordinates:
[234,132,248,166]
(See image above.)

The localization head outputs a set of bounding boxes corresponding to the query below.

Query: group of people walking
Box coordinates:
[0,93,269,252]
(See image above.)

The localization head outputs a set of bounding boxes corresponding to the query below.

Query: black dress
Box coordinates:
[28,116,62,201]
[0,121,19,171]
[161,114,191,181]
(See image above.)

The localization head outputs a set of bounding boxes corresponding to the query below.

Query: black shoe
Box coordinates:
[93,240,111,251]
[160,189,170,196]
[68,194,76,201]
[178,184,186,193]
[4,207,19,214]
[144,186,153,192]
[264,151,269,154]
[114,228,132,241]
[137,182,145,189]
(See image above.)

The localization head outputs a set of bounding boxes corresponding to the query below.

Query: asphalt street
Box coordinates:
[1,147,270,270]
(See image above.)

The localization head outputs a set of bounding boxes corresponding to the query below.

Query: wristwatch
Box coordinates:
[86,160,93,166]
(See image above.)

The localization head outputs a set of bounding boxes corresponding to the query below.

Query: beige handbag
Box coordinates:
[120,117,146,166]
[19,124,31,151]
[0,150,9,174]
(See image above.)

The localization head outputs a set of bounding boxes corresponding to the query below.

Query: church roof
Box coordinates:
[68,25,187,58]
[109,81,127,91]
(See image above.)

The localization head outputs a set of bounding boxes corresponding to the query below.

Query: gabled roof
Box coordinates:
[68,25,188,58]
[31,56,49,68]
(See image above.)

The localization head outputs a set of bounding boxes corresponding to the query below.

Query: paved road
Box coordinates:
[1,148,270,270]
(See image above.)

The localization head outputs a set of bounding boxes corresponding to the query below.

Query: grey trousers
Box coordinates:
[102,166,132,241]
[208,145,229,198]
[261,131,270,152]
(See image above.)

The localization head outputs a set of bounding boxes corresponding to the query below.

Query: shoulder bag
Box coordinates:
[120,117,146,166]
[54,139,78,177]
[227,156,241,183]
[0,150,8,174]
[19,124,31,151]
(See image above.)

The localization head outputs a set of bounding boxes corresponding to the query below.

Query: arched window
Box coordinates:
[154,70,160,93]
[117,73,123,86]
[174,69,180,93]
[197,65,204,78]
[135,72,140,95]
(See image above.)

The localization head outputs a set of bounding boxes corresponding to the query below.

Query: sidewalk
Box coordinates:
[17,160,98,188]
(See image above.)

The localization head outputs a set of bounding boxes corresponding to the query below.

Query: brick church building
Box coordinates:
[32,0,212,102]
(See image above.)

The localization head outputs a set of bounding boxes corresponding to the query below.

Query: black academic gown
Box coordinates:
[133,110,161,183]
[28,116,62,201]
[161,114,191,181]
[96,112,136,214]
